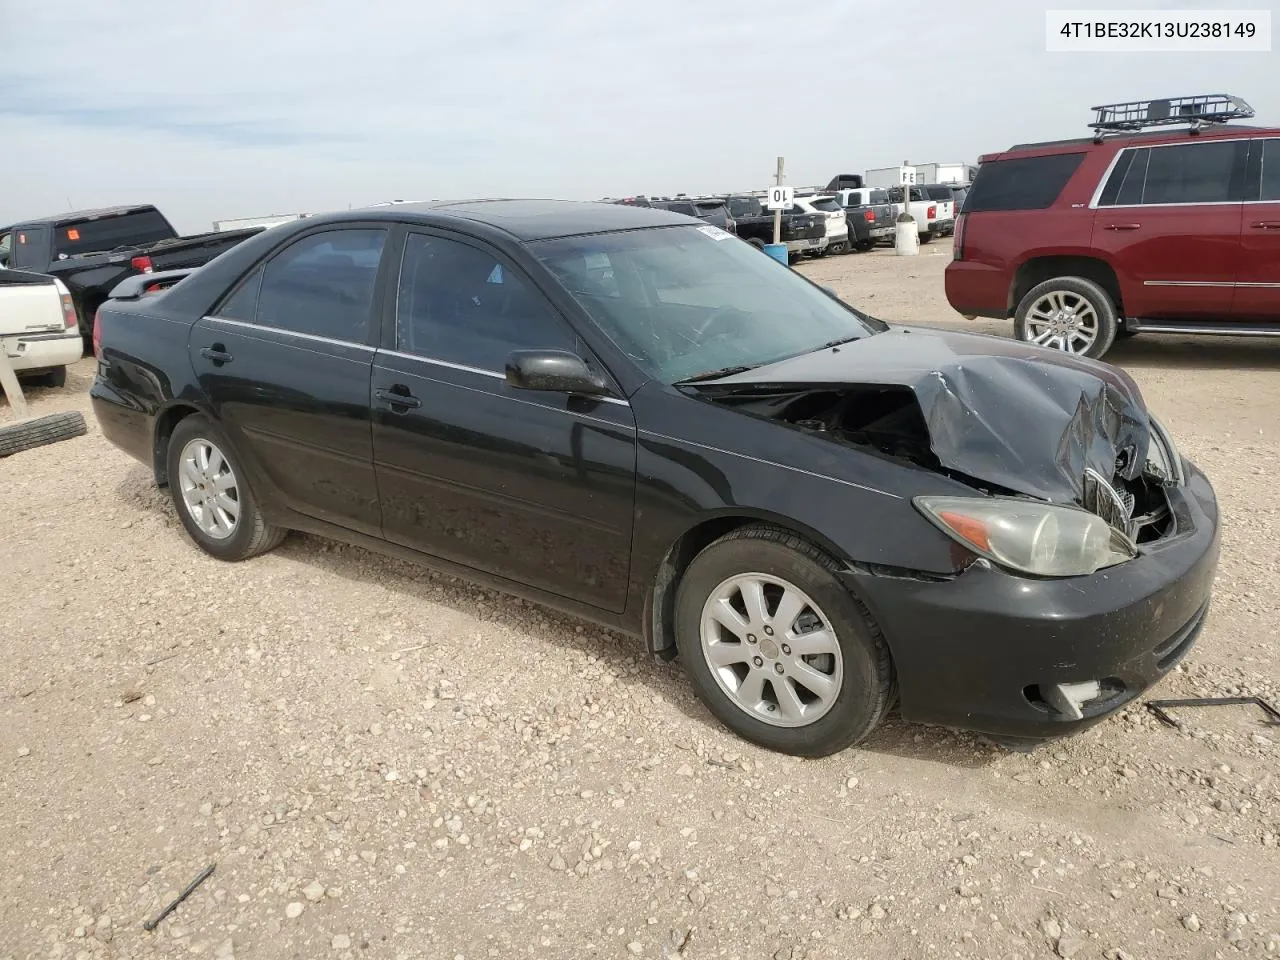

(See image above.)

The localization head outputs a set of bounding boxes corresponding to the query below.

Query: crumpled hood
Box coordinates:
[706,326,1151,502]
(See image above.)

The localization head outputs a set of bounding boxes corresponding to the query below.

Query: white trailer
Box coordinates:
[865,166,912,188]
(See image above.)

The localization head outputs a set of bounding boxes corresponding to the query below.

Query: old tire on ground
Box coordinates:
[1014,275,1119,361]
[0,410,87,458]
[673,524,896,757]
[166,413,286,561]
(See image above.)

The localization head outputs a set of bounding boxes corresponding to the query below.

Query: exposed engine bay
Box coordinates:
[693,371,1175,545]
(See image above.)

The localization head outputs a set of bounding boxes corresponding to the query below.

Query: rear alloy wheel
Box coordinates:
[166,415,285,561]
[674,525,896,757]
[1015,276,1118,360]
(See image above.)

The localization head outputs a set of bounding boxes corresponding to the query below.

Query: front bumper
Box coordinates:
[843,461,1220,741]
[2,331,83,372]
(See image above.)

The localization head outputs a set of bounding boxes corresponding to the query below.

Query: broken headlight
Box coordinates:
[1144,414,1185,486]
[914,496,1137,577]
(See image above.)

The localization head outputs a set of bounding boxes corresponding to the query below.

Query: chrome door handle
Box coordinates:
[1104,223,1142,231]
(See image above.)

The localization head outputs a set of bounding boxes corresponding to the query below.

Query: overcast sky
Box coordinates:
[1,0,1275,232]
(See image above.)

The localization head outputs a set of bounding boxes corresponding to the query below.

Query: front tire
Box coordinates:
[166,414,286,561]
[674,525,896,757]
[1014,276,1118,360]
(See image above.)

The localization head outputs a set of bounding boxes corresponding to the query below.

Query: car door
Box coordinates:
[1235,136,1280,320]
[370,230,638,612]
[189,225,390,537]
[1090,139,1247,319]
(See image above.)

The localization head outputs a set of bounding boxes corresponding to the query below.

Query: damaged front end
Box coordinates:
[687,327,1181,558]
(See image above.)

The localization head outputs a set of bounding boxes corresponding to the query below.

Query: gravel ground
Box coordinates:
[2,240,1277,960]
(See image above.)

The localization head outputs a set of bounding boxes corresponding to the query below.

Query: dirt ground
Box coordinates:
[2,240,1277,960]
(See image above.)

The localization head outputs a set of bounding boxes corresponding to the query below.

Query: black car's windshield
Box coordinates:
[532,225,884,384]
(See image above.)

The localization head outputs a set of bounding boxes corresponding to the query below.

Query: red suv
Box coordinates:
[946,94,1279,360]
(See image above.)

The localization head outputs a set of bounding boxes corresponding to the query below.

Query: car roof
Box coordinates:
[327,198,694,240]
[991,123,1273,161]
[5,204,159,229]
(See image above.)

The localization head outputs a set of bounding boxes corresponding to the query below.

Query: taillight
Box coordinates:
[928,205,937,219]
[953,214,966,261]
[92,309,103,358]
[863,209,876,222]
[61,292,77,328]
[131,255,154,274]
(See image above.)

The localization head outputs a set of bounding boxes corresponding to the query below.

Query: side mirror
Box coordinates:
[505,349,610,396]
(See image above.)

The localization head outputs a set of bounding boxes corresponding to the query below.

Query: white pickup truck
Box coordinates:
[0,268,83,387]
[791,195,850,256]
[885,185,955,244]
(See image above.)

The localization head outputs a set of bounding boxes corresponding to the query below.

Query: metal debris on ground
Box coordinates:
[142,863,216,931]
[1145,696,1280,729]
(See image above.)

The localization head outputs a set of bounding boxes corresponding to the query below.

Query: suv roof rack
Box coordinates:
[1090,94,1254,141]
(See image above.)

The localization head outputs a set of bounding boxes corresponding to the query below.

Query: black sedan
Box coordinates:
[90,200,1219,756]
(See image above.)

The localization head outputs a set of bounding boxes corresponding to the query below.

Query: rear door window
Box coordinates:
[1140,141,1239,204]
[1099,140,1243,206]
[964,153,1086,212]
[250,228,388,342]
[1260,139,1280,201]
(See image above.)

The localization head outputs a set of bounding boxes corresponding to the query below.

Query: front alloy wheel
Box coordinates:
[700,573,844,727]
[674,525,897,757]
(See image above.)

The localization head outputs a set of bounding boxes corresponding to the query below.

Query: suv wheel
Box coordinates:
[674,525,896,757]
[1014,276,1118,360]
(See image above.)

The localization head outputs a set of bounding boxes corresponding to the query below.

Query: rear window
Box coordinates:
[694,201,728,214]
[869,189,889,204]
[809,198,842,213]
[963,153,1086,212]
[727,197,762,217]
[53,209,176,258]
[923,185,954,200]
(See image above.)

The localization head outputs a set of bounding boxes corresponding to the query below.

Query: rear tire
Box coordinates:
[919,232,934,244]
[828,240,849,256]
[1014,275,1118,361]
[166,414,286,561]
[747,238,766,251]
[674,525,896,757]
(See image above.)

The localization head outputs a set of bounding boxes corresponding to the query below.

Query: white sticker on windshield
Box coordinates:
[697,224,733,241]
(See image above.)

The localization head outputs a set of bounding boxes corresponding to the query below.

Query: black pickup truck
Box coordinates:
[0,205,264,348]
[722,196,826,260]
[836,187,896,251]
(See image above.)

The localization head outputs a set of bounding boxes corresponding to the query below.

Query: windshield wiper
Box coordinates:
[673,364,756,384]
[818,334,862,349]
